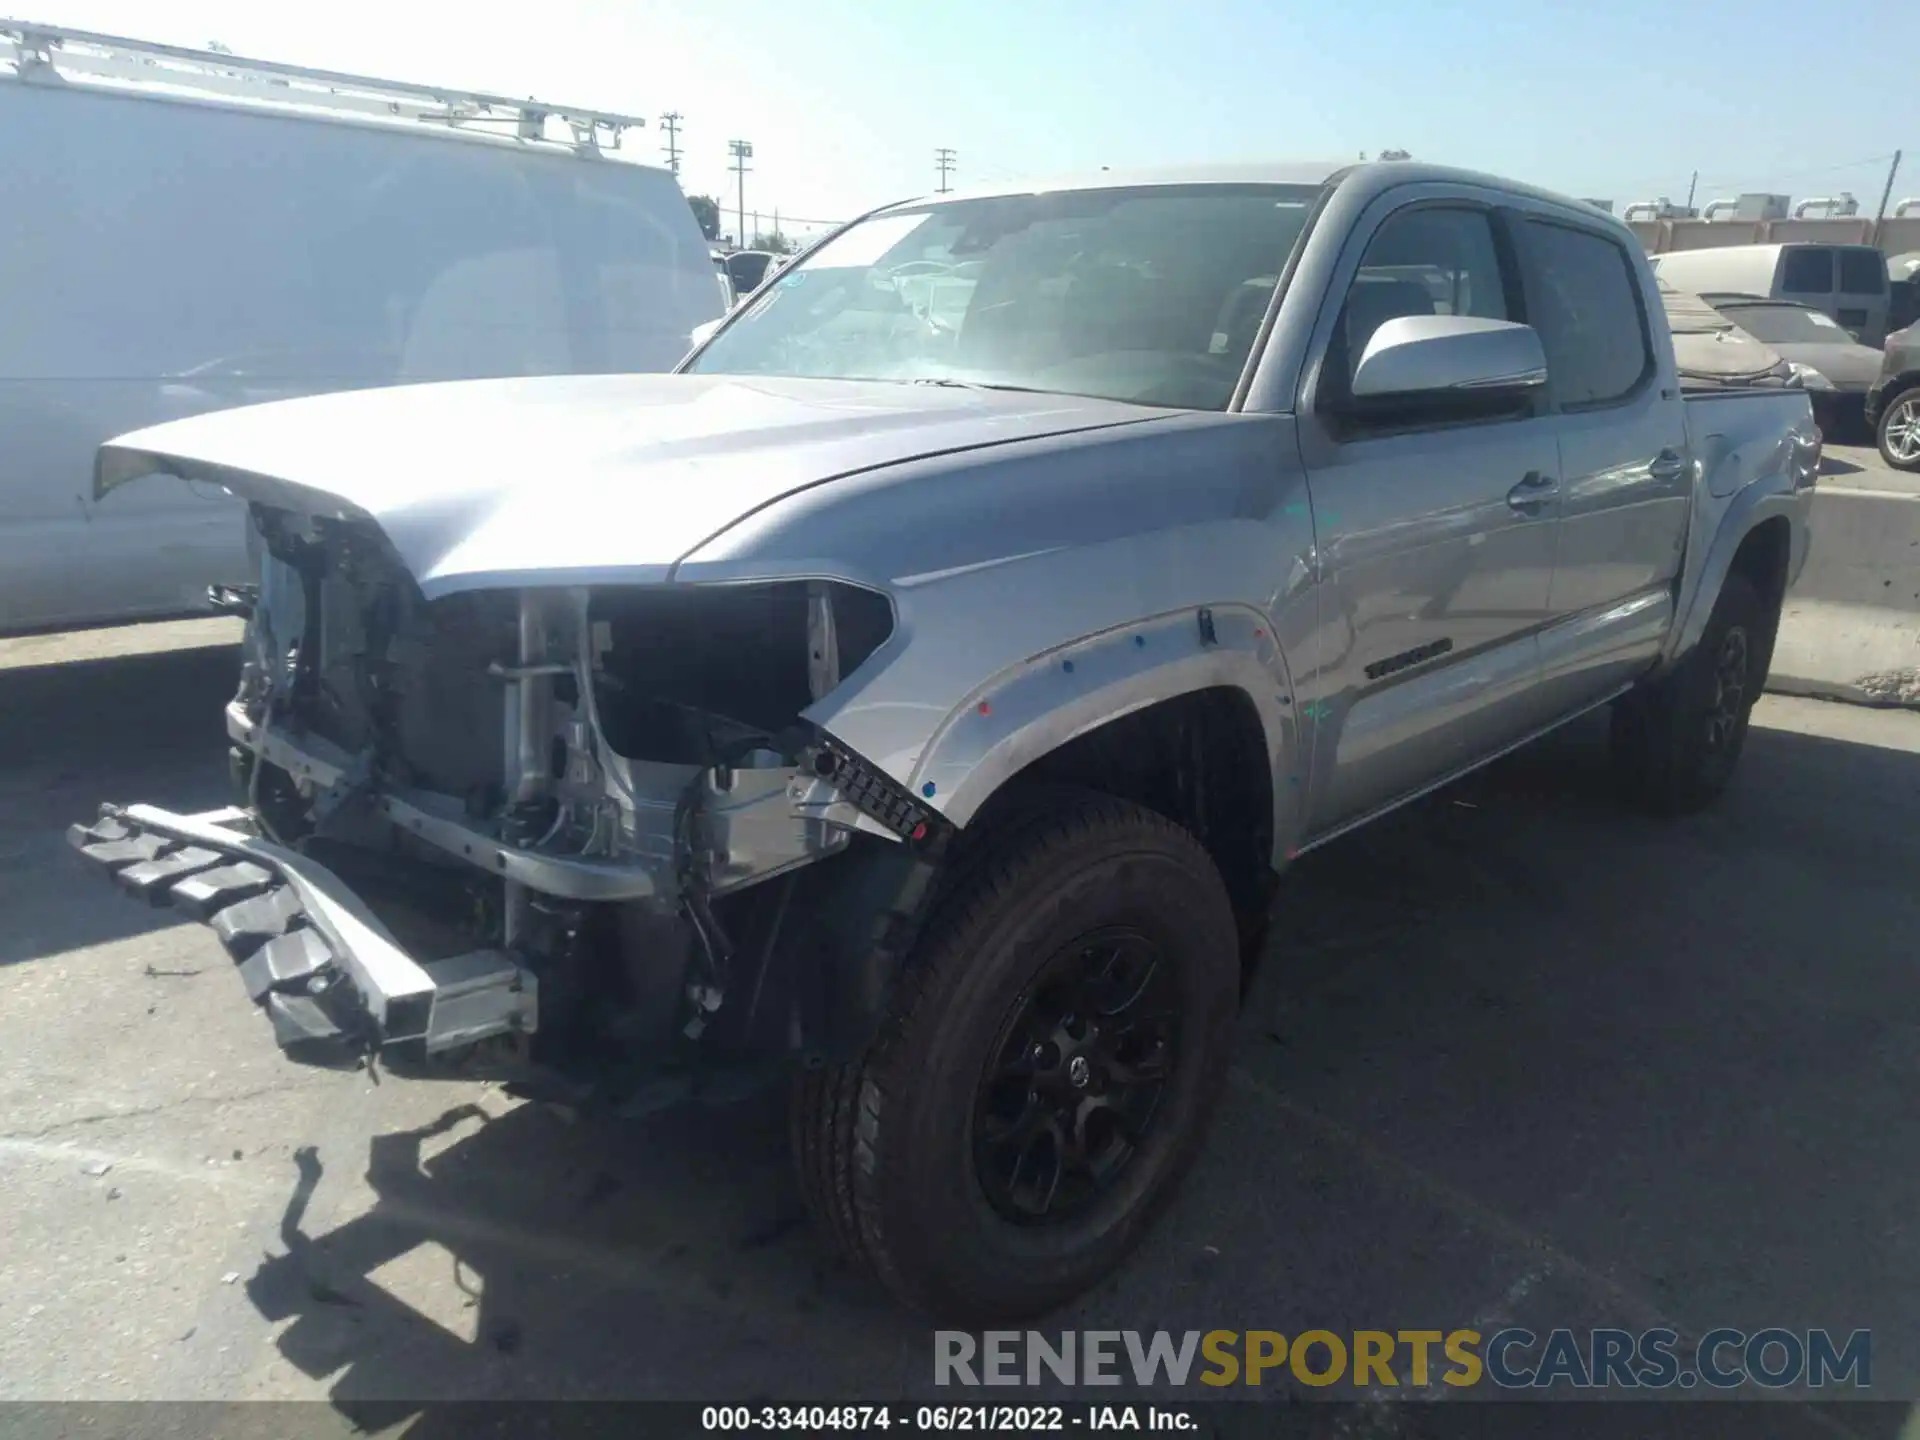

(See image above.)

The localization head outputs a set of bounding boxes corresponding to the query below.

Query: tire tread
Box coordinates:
[796,789,1232,1317]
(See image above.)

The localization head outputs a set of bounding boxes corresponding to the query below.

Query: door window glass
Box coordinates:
[1780,248,1835,294]
[1837,248,1887,295]
[1335,207,1510,388]
[1525,221,1653,408]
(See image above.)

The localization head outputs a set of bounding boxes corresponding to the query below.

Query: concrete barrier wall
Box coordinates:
[1628,214,1920,260]
[1768,485,1920,706]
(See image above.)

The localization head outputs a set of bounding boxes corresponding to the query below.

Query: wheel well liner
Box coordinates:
[982,687,1278,969]
[785,687,1280,1063]
[1728,516,1791,672]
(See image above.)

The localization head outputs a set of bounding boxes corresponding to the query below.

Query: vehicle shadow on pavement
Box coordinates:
[246,1086,922,1414]
[235,701,1920,1428]
[0,643,238,964]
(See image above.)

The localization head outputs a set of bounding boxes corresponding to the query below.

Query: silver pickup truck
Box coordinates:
[69,161,1817,1322]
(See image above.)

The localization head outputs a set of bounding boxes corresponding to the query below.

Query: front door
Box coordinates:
[1294,195,1562,838]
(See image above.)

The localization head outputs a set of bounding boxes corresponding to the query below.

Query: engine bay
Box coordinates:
[214,503,939,1088]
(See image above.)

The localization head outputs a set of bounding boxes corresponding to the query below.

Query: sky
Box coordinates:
[24,0,1920,241]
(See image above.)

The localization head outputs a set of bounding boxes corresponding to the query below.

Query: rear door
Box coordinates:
[1515,213,1692,711]
[1774,246,1885,341]
[1295,191,1562,837]
[1835,247,1892,346]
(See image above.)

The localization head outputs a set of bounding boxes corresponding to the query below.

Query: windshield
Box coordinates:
[684,183,1322,410]
[1715,303,1853,345]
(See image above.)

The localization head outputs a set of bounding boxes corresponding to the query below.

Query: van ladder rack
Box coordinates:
[1,17,645,153]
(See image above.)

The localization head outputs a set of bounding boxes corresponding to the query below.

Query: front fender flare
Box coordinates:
[905,603,1300,845]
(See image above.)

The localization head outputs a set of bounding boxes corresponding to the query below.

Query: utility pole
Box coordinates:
[935,147,957,193]
[1875,149,1904,222]
[659,111,682,175]
[728,139,753,248]
[1685,169,1698,213]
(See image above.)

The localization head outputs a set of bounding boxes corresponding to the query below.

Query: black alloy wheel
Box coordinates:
[973,926,1180,1224]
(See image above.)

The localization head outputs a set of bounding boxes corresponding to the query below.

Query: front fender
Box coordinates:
[905,603,1300,844]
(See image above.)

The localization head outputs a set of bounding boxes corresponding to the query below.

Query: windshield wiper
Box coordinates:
[908,378,1052,394]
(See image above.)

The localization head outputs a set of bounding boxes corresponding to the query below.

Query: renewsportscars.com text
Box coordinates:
[935,1328,1871,1390]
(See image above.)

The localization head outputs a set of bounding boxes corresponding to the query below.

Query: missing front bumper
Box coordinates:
[66,804,536,1066]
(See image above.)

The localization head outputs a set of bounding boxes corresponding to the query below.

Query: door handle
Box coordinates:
[1648,449,1689,483]
[1506,471,1559,513]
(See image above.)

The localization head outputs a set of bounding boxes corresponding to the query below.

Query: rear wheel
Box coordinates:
[1878,386,1920,472]
[1609,571,1769,814]
[790,790,1239,1321]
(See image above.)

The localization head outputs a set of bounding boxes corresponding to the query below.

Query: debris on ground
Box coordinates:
[1856,668,1920,707]
[81,1160,112,1177]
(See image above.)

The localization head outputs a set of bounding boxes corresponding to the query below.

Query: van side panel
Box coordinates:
[1648,245,1779,298]
[1648,243,1890,345]
[0,79,719,632]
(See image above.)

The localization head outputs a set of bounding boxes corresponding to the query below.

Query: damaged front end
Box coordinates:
[70,506,947,1102]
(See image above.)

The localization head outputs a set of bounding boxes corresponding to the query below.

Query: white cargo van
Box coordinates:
[1648,242,1891,348]
[1,22,722,634]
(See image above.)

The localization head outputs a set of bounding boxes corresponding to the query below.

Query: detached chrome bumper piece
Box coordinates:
[66,804,536,1065]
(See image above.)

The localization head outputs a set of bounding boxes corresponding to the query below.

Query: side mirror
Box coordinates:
[1350,315,1548,400]
[690,317,724,349]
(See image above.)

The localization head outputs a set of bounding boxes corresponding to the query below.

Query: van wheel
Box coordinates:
[1609,571,1768,814]
[1878,386,1920,472]
[790,791,1239,1321]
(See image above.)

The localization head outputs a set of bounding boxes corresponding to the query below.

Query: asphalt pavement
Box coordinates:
[3,463,1920,1435]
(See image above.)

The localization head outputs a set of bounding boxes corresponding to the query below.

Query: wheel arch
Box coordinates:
[906,603,1299,850]
[1726,515,1793,675]
[975,685,1283,975]
[1667,484,1807,668]
[1873,371,1920,419]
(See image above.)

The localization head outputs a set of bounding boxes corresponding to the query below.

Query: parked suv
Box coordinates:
[1867,321,1920,470]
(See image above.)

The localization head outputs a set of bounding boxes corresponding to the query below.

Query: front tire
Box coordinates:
[1877,385,1920,472]
[792,791,1240,1321]
[1609,571,1770,814]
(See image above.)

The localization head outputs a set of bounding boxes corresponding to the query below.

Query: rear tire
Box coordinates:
[1609,571,1769,814]
[1877,385,1920,472]
[790,790,1239,1321]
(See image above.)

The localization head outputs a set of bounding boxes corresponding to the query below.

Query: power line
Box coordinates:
[659,111,682,175]
[728,138,753,245]
[1691,152,1898,195]
[935,146,957,193]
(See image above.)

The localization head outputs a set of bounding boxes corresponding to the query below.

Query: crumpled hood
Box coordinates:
[96,373,1163,598]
